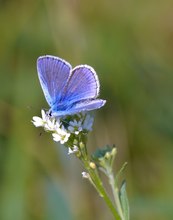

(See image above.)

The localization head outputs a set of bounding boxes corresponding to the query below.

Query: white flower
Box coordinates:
[32,110,94,146]
[83,114,94,131]
[82,172,89,179]
[45,116,62,132]
[39,109,47,120]
[68,145,79,155]
[68,119,82,134]
[54,119,61,131]
[52,126,70,144]
[32,110,48,127]
[32,116,44,127]
[32,109,64,134]
[44,118,56,131]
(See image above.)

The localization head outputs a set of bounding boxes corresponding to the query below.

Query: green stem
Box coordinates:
[109,172,124,220]
[83,159,121,220]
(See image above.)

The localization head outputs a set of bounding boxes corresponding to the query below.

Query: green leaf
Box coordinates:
[119,181,130,220]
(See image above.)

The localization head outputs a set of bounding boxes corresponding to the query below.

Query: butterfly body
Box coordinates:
[37,55,106,117]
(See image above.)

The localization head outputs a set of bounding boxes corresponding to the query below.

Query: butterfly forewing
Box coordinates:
[37,55,72,106]
[62,65,100,103]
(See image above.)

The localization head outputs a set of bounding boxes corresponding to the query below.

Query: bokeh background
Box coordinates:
[1,0,173,219]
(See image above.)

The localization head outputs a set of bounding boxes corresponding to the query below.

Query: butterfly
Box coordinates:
[37,55,106,117]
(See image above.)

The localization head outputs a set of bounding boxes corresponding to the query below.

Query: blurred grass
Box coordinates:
[0,0,173,219]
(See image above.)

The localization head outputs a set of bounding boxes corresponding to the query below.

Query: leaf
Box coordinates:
[119,181,130,220]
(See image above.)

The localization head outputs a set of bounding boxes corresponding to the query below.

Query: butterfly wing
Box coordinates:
[52,99,106,117]
[62,65,100,103]
[37,55,72,106]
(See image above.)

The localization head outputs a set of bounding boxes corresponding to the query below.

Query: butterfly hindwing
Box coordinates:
[52,99,106,117]
[62,65,100,103]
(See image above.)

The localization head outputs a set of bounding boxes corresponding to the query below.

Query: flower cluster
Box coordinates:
[92,145,117,174]
[32,110,94,146]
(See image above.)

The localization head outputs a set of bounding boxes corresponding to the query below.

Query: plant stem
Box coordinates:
[109,172,124,220]
[83,159,121,220]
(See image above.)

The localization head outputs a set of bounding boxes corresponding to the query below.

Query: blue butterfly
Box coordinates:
[37,55,106,117]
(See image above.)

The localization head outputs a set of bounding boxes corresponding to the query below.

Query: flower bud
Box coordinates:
[89,162,96,169]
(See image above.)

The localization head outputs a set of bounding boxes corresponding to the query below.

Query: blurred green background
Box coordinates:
[0,0,173,219]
